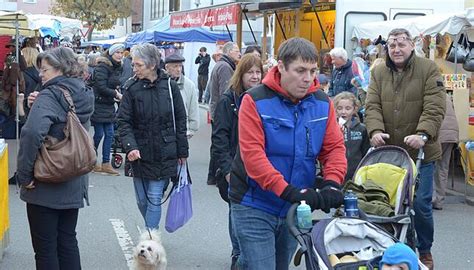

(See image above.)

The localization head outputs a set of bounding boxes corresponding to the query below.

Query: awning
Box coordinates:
[352,8,474,40]
[170,3,241,28]
[0,11,37,36]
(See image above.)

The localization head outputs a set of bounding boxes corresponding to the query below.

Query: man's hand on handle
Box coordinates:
[404,134,425,149]
[370,133,390,147]
[280,180,344,213]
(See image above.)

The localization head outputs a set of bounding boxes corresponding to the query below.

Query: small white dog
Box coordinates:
[131,229,167,270]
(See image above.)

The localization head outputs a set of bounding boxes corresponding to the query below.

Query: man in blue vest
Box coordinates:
[229,38,347,269]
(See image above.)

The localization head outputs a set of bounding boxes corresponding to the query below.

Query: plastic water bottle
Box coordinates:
[466,141,474,151]
[344,190,359,217]
[297,200,312,229]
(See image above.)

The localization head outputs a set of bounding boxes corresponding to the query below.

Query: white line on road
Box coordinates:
[110,218,135,269]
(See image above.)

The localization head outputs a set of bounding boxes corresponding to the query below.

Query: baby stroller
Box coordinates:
[110,126,124,169]
[287,145,426,269]
[351,145,424,247]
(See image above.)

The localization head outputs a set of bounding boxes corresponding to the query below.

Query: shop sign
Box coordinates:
[171,4,240,28]
[443,73,468,90]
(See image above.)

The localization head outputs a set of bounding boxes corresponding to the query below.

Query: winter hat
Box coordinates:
[380,243,419,270]
[165,53,185,64]
[109,43,125,55]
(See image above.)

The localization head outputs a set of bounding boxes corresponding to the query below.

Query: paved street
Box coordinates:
[1,108,474,270]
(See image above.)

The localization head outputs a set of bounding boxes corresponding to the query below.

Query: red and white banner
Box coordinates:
[170,4,240,28]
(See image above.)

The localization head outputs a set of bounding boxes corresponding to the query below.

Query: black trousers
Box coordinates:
[27,203,81,270]
[208,120,218,181]
[198,74,208,102]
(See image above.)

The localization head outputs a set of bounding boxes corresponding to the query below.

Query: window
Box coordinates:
[344,12,386,57]
[150,0,166,20]
[118,18,124,26]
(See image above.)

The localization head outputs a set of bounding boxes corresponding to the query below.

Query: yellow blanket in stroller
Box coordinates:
[354,162,414,215]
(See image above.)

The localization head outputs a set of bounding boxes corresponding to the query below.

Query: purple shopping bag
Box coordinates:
[165,163,193,233]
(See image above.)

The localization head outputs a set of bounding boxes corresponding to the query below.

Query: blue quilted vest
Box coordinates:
[230,85,330,217]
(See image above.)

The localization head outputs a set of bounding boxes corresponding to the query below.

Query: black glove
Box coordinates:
[280,185,323,211]
[318,180,344,213]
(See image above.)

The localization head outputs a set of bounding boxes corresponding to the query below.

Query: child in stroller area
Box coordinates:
[380,243,419,270]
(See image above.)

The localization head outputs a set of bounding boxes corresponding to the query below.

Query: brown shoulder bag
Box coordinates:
[34,86,96,183]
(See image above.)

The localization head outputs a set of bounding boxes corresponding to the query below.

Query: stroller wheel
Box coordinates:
[112,154,123,169]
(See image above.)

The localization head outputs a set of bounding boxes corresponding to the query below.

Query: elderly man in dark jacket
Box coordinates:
[117,43,188,230]
[207,41,241,185]
[328,47,357,97]
[365,28,446,270]
[91,43,124,176]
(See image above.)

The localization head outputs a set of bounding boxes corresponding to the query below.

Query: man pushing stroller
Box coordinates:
[228,37,346,269]
[365,28,446,270]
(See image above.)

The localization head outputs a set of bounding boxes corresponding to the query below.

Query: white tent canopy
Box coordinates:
[352,8,474,40]
[0,11,36,36]
[26,14,82,37]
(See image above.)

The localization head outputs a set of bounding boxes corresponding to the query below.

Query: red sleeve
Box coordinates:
[238,94,289,196]
[318,100,347,185]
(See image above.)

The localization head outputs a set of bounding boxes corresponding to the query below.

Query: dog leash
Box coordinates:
[134,159,178,207]
[147,227,153,240]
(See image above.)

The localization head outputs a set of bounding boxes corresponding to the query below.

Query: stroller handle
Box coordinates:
[286,203,309,252]
[415,148,424,170]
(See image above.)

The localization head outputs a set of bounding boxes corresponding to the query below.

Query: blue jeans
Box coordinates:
[133,178,168,229]
[230,203,297,270]
[228,206,240,258]
[414,162,435,253]
[93,122,114,163]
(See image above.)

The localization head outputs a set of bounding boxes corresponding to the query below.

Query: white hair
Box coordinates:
[330,47,348,62]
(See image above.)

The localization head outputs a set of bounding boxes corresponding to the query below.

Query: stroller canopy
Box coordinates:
[311,218,398,270]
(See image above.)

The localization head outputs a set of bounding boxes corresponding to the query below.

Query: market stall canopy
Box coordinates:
[0,11,36,36]
[126,15,231,45]
[26,14,82,38]
[352,8,474,40]
[153,28,231,43]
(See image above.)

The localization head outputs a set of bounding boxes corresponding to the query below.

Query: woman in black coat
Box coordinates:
[117,43,188,230]
[91,43,124,175]
[211,54,263,266]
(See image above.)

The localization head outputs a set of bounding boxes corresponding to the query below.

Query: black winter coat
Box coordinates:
[211,89,240,175]
[22,66,41,116]
[343,116,370,181]
[195,54,211,75]
[91,55,122,123]
[117,70,189,180]
[23,67,40,97]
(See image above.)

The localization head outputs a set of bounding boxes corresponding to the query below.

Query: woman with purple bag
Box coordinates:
[117,43,188,229]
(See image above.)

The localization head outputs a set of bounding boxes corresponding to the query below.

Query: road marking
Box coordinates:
[109,218,135,269]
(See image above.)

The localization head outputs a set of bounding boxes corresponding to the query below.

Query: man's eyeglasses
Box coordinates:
[387,36,412,49]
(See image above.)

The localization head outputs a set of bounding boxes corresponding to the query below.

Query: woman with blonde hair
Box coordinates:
[21,47,41,116]
[211,53,263,267]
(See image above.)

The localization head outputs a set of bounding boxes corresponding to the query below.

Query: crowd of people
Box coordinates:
[5,26,461,270]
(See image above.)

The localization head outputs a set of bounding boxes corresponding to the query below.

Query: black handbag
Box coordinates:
[446,34,468,63]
